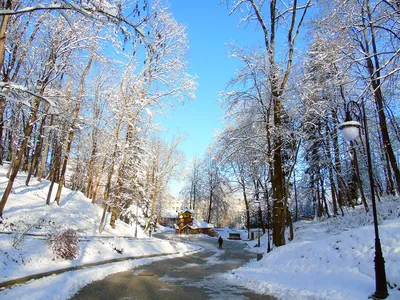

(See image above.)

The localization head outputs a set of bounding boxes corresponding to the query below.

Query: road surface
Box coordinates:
[70,234,276,300]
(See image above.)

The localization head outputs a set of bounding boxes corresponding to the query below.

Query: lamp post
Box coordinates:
[338,100,388,299]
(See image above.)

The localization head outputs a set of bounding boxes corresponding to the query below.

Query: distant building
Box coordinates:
[175,209,213,235]
[168,196,183,212]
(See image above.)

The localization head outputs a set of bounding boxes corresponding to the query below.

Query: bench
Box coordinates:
[228,233,241,240]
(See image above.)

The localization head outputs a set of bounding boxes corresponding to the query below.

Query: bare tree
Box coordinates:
[224,0,312,246]
[0,15,75,217]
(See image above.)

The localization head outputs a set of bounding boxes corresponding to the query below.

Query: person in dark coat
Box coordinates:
[218,236,223,249]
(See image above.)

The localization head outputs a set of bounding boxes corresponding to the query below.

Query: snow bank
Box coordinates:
[224,198,400,299]
[0,165,201,299]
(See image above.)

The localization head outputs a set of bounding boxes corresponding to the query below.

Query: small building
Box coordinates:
[175,210,213,234]
[176,210,193,234]
[190,219,214,235]
[228,232,241,240]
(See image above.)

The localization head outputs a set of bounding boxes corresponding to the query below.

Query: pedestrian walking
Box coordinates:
[218,236,223,249]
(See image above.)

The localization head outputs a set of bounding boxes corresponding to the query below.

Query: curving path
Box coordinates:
[70,234,276,300]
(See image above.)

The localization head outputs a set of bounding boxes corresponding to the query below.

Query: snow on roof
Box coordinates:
[178,208,194,214]
[190,219,214,229]
[249,228,263,232]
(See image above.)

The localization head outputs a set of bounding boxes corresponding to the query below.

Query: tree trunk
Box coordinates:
[317,180,323,218]
[54,50,93,204]
[22,137,30,172]
[363,4,400,193]
[193,182,196,211]
[7,105,21,179]
[92,155,107,203]
[146,176,159,232]
[325,127,339,215]
[98,205,108,233]
[272,95,286,247]
[85,143,96,199]
[351,142,369,212]
[0,97,6,165]
[46,131,60,182]
[86,119,99,199]
[103,121,122,202]
[377,126,396,195]
[242,181,251,239]
[321,178,330,218]
[0,1,11,71]
[207,189,213,224]
[0,97,41,217]
[110,160,124,229]
[53,122,74,205]
[46,136,62,205]
[6,128,12,161]
[294,169,298,220]
[26,117,46,186]
[37,123,52,181]
[332,108,345,209]
[383,151,395,195]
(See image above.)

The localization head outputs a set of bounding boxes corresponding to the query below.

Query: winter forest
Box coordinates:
[0,0,399,252]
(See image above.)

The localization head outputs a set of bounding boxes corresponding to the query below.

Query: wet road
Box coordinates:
[70,234,276,300]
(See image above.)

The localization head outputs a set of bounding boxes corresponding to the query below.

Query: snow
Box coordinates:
[0,165,201,299]
[0,164,399,300]
[223,198,400,300]
[191,219,214,229]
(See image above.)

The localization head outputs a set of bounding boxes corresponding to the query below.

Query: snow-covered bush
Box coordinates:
[48,229,79,260]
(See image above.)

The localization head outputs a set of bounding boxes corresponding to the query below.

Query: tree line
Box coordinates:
[0,0,196,232]
[0,1,398,248]
[180,0,400,248]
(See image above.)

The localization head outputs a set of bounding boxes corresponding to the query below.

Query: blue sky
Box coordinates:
[157,1,260,196]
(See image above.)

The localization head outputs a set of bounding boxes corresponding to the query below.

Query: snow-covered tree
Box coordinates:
[223,0,312,246]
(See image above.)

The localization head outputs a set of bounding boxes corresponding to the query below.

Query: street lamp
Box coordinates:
[338,100,389,299]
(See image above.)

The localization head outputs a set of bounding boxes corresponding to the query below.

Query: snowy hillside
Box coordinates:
[0,164,146,238]
[0,165,201,299]
[226,197,400,300]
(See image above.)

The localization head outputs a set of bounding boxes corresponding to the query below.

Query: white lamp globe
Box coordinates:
[338,121,361,142]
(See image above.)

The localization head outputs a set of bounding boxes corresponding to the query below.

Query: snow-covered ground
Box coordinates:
[224,198,400,300]
[0,166,201,299]
[0,164,399,300]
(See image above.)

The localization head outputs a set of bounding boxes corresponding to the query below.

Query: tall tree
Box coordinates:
[0,0,151,218]
[0,15,74,217]
[316,0,400,194]
[224,0,312,246]
[144,136,184,231]
[180,156,202,210]
[53,32,97,205]
[108,1,196,229]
